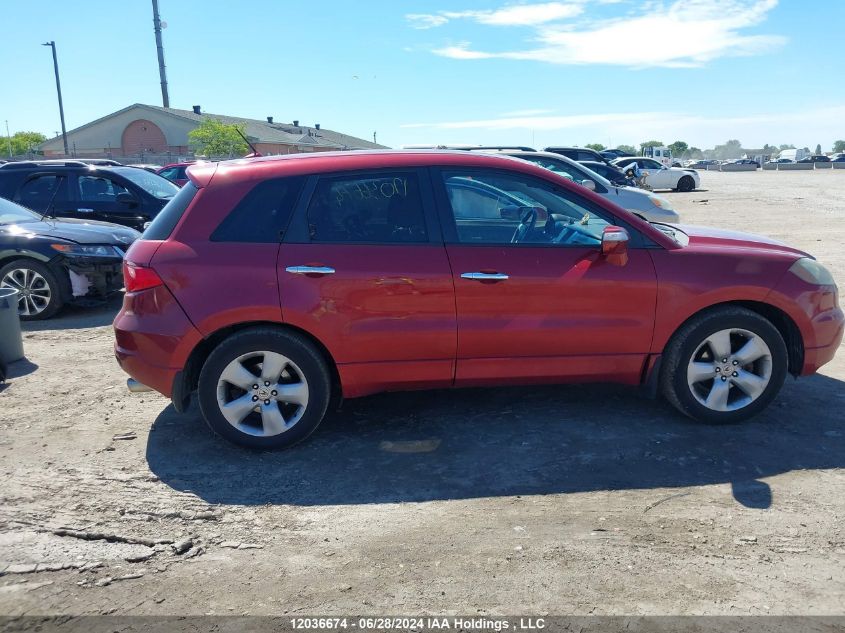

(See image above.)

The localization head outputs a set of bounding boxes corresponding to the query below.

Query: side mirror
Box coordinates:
[116,192,137,206]
[581,179,596,191]
[601,226,629,266]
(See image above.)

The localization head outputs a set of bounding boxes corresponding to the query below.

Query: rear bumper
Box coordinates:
[113,284,202,398]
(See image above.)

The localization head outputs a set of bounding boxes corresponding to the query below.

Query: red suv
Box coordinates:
[114,151,843,449]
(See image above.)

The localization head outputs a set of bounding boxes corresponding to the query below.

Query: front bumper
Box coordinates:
[801,306,844,374]
[57,255,125,303]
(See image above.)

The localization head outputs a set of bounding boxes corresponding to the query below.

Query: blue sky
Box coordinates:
[2,0,843,151]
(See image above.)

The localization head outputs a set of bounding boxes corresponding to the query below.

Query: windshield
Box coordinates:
[519,155,612,189]
[110,167,179,199]
[0,196,41,224]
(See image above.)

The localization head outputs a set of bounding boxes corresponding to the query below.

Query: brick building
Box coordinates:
[37,103,386,159]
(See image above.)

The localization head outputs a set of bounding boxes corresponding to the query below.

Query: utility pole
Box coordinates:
[373,131,377,145]
[152,0,170,107]
[5,120,12,158]
[42,41,69,156]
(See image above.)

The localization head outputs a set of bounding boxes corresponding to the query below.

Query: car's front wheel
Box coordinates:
[0,259,64,320]
[197,327,331,449]
[676,175,695,192]
[660,307,788,423]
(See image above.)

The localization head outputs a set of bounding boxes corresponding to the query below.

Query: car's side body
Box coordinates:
[114,152,842,416]
[482,150,679,222]
[0,163,178,231]
[611,157,701,191]
[544,146,610,165]
[0,197,139,318]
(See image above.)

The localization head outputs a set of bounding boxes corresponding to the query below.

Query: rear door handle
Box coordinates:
[77,208,94,213]
[460,272,509,281]
[285,266,336,275]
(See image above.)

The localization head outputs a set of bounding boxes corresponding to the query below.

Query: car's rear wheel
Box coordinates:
[0,259,64,321]
[660,307,788,424]
[676,175,695,192]
[197,327,331,450]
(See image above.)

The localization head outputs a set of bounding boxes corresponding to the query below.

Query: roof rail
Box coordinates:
[460,145,537,152]
[0,158,124,169]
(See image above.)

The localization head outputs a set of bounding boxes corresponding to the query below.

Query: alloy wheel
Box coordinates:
[215,350,309,437]
[1,268,52,317]
[686,328,773,412]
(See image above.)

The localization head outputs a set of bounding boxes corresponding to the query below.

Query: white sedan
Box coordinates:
[612,157,701,192]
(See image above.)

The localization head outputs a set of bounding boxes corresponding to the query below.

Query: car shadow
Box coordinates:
[145,374,845,509]
[21,296,122,332]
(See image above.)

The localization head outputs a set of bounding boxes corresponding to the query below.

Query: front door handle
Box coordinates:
[77,208,94,213]
[285,265,336,276]
[460,272,509,281]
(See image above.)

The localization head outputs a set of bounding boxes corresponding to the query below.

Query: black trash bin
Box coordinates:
[0,288,25,364]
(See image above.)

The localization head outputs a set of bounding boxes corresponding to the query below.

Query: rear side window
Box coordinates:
[211,176,305,242]
[14,174,69,211]
[306,172,427,243]
[143,182,198,240]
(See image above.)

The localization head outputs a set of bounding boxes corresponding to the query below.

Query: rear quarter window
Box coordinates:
[142,182,198,240]
[211,176,305,242]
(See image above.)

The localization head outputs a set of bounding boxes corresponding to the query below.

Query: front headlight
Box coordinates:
[51,243,123,258]
[789,257,836,285]
[649,196,674,211]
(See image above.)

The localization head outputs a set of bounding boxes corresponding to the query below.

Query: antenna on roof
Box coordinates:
[235,127,262,158]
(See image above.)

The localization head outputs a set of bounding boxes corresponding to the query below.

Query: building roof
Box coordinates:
[40,103,388,151]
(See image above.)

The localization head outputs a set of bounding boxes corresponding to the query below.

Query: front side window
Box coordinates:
[520,156,581,182]
[441,170,611,246]
[78,175,129,202]
[307,172,427,243]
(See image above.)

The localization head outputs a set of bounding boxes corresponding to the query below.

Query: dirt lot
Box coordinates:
[1,169,844,617]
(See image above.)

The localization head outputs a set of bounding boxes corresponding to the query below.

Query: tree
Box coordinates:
[687,147,703,159]
[188,119,249,157]
[712,139,743,160]
[833,140,845,153]
[779,144,795,151]
[584,143,605,151]
[668,141,688,157]
[640,140,664,151]
[815,144,822,155]
[615,144,636,154]
[4,131,47,156]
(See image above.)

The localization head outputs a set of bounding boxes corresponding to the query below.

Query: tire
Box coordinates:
[197,327,331,450]
[660,306,788,424]
[0,259,64,321]
[676,175,695,192]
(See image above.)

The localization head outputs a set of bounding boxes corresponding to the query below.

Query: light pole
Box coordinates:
[42,41,69,156]
[4,120,11,158]
[151,0,170,107]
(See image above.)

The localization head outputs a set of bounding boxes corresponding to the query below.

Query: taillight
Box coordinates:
[123,261,164,292]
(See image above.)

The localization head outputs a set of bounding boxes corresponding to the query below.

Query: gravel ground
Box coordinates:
[1,169,844,617]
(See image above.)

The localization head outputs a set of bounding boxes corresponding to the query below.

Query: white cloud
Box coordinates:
[406,14,449,29]
[406,2,583,29]
[420,0,785,68]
